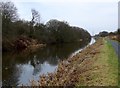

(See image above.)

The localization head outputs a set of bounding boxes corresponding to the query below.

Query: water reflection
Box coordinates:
[2,39,91,86]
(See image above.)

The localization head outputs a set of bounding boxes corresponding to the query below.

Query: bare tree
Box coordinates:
[31,9,41,25]
[0,1,18,22]
[29,9,41,37]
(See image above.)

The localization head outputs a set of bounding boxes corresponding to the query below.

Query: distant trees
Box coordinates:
[99,31,109,37]
[45,19,91,44]
[118,28,120,34]
[94,31,109,39]
[2,1,91,52]
[46,19,70,43]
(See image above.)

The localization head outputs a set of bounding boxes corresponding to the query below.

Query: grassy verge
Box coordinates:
[77,38,118,86]
[102,39,118,85]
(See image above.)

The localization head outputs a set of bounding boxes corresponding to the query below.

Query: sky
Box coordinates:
[6,0,119,35]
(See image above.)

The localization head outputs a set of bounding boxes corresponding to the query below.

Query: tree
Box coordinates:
[0,1,18,22]
[118,28,120,34]
[1,1,19,40]
[99,31,108,37]
[31,9,41,25]
[29,9,41,37]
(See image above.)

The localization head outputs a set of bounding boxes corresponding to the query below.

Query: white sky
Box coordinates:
[8,0,119,35]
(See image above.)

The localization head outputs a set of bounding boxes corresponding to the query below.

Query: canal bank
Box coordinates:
[2,38,91,86]
[31,38,118,86]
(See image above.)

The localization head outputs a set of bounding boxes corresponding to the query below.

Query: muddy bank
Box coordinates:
[29,38,102,86]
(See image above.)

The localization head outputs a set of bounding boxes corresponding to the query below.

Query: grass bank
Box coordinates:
[77,38,118,86]
[29,38,118,87]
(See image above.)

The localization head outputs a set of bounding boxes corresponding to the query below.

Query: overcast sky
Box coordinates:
[9,0,119,35]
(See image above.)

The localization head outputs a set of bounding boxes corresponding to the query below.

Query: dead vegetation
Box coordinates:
[14,36,46,51]
[109,34,120,42]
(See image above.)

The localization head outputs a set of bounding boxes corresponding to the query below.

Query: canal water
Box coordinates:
[2,38,95,86]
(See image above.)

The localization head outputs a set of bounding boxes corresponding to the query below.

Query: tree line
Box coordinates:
[1,1,91,52]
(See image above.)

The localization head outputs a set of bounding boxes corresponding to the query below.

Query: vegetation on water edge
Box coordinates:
[1,1,91,52]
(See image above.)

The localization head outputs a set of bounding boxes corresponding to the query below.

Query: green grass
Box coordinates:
[92,39,118,86]
[105,40,118,85]
[76,38,118,86]
[107,38,120,87]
